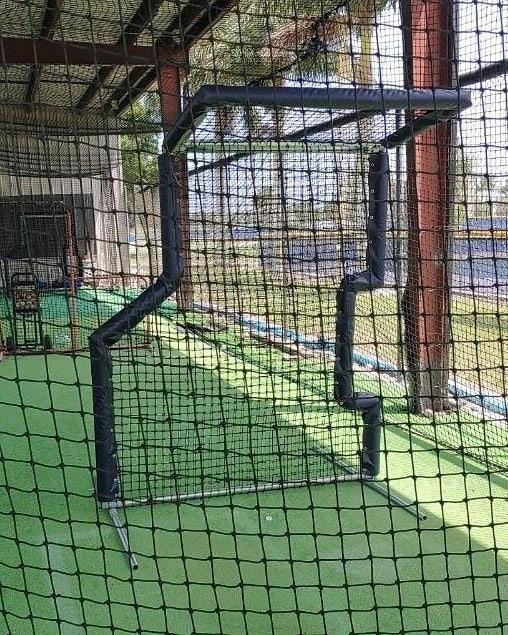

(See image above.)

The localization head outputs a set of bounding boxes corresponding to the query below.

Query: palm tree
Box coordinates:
[183,0,391,314]
[265,0,391,341]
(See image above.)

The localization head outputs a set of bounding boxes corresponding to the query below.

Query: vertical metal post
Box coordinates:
[334,151,389,478]
[394,110,405,373]
[66,206,79,351]
[158,58,193,309]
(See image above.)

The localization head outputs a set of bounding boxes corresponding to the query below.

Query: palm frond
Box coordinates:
[188,0,392,93]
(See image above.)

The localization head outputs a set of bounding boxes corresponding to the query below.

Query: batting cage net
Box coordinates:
[0,1,506,634]
[0,200,151,353]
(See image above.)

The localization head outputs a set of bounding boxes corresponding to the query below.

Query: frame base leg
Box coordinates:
[310,444,426,520]
[109,508,139,569]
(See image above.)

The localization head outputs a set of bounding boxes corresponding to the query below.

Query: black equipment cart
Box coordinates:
[5,272,52,352]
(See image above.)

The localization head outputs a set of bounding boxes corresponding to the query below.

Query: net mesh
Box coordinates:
[0,200,151,352]
[0,0,507,634]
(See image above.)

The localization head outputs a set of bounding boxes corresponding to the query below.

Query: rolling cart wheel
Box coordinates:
[43,335,53,351]
[6,336,15,352]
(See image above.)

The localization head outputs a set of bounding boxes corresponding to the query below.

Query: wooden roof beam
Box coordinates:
[109,0,238,113]
[25,0,62,102]
[75,0,166,110]
[0,38,177,66]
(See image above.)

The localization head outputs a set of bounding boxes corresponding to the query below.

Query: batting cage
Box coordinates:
[0,1,506,634]
[0,199,152,353]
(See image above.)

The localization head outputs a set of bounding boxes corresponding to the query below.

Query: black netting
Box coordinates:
[0,1,506,634]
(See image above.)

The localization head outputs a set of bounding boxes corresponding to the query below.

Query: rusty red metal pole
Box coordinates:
[66,206,79,351]
[402,0,453,412]
[157,58,193,309]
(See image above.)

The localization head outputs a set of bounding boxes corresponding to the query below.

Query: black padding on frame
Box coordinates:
[90,154,183,502]
[164,84,472,153]
[334,150,389,477]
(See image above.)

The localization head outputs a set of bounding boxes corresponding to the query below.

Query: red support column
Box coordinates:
[158,59,193,309]
[402,0,453,412]
[66,206,79,352]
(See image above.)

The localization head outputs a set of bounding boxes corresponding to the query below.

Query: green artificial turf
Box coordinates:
[158,315,507,473]
[2,282,507,391]
[111,320,362,503]
[0,317,507,634]
[0,286,150,351]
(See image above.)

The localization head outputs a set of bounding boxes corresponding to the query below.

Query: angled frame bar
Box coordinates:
[90,84,471,505]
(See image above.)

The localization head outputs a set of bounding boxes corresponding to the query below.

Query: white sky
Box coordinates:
[189,0,508,197]
[372,0,508,178]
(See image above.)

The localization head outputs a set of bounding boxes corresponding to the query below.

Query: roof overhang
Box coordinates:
[0,0,237,134]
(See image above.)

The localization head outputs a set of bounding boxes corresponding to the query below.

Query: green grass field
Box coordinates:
[195,273,508,393]
[1,302,506,634]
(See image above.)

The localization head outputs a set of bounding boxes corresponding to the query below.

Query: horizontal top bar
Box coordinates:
[164,84,472,152]
[184,140,381,155]
[192,84,470,111]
